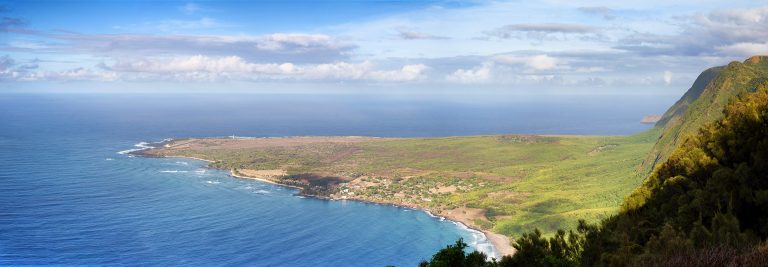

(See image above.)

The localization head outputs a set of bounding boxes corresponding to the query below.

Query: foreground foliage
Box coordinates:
[589,81,768,266]
[421,81,768,266]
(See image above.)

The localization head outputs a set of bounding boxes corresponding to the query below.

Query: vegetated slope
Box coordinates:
[640,56,768,174]
[583,75,768,266]
[420,61,768,267]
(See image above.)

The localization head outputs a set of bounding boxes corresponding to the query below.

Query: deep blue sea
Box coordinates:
[0,93,670,266]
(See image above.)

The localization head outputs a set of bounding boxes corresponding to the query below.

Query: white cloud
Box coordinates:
[485,23,600,41]
[574,66,608,73]
[707,6,768,25]
[446,62,493,83]
[298,61,427,81]
[494,54,563,71]
[257,33,340,50]
[663,70,673,85]
[368,64,429,81]
[13,68,119,82]
[111,55,286,74]
[716,42,768,57]
[496,23,596,34]
[5,0,768,90]
[396,29,448,40]
[618,6,768,57]
[36,32,355,64]
[527,55,560,70]
[22,55,427,82]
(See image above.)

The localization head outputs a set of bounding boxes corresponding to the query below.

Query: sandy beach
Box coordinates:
[483,231,516,257]
[437,208,516,257]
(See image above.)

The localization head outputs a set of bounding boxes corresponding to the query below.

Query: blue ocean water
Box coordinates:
[0,93,669,266]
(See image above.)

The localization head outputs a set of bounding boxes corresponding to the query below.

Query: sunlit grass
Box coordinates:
[165,129,660,238]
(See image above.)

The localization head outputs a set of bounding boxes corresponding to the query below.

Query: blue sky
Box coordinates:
[1,0,767,94]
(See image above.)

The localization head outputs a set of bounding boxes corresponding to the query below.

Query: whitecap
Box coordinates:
[205,180,221,184]
[450,220,500,260]
[117,141,156,154]
[117,148,142,155]
[424,210,447,221]
[105,158,114,161]
[175,161,189,165]
[135,142,152,148]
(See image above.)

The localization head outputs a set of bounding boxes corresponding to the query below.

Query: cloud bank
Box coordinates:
[1,1,767,90]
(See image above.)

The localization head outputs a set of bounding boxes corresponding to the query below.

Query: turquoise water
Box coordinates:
[0,93,666,266]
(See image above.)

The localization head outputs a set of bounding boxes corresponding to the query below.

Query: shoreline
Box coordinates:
[136,153,515,258]
[229,169,304,190]
[164,155,217,163]
[431,211,515,258]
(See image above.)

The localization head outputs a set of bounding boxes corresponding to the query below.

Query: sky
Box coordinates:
[1,0,767,94]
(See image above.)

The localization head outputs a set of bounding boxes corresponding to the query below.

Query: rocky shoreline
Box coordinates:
[129,144,515,258]
[227,166,514,259]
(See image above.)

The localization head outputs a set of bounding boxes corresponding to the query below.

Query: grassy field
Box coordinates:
[144,128,659,238]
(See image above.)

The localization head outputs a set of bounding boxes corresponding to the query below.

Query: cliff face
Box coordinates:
[639,56,768,173]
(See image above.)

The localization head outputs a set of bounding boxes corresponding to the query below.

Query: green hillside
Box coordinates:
[641,56,768,173]
[589,77,768,266]
[421,58,768,266]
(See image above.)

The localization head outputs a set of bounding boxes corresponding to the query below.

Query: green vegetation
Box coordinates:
[641,56,768,173]
[420,58,768,266]
[580,80,768,266]
[153,131,656,237]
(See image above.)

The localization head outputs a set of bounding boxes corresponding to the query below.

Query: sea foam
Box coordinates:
[423,210,501,260]
[117,139,173,155]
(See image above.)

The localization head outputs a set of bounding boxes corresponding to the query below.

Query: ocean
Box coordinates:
[0,93,669,266]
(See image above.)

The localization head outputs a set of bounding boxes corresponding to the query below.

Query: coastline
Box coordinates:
[130,148,516,258]
[435,211,515,258]
[229,169,304,190]
[165,155,217,163]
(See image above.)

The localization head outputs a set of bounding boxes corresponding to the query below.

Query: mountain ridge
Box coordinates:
[640,56,768,173]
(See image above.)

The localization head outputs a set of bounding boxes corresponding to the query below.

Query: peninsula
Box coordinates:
[137,133,657,256]
[136,56,768,257]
